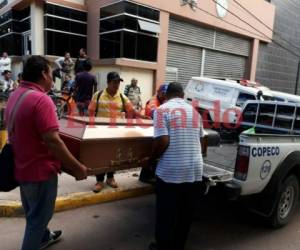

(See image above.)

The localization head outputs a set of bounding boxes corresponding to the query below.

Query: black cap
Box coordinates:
[107,72,123,82]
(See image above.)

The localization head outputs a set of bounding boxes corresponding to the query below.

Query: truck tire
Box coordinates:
[269,175,299,228]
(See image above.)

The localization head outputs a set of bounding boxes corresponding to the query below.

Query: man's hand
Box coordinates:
[74,164,88,180]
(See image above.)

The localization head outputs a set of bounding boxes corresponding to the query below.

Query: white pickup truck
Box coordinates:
[203,132,300,228]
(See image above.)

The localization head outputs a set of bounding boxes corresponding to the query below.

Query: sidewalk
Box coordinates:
[0,169,154,217]
[0,144,237,217]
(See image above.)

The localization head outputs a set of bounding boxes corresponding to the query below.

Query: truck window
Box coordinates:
[236,93,256,107]
[242,103,257,123]
[262,95,275,101]
[274,105,295,130]
[274,97,285,102]
[257,104,275,126]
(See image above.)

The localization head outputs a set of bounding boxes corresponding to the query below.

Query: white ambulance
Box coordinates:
[184,77,274,126]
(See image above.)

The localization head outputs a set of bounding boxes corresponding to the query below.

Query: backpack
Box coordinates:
[94,90,126,117]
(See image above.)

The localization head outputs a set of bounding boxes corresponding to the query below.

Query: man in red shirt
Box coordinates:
[5,56,88,250]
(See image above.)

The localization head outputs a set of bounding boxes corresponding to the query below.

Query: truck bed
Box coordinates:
[205,143,238,172]
[202,143,237,183]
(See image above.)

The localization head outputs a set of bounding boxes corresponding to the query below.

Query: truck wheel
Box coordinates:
[269,175,299,228]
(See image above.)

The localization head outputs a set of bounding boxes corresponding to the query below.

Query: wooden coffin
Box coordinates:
[59,116,154,175]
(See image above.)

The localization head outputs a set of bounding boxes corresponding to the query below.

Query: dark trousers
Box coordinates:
[96,172,114,182]
[155,177,204,250]
[20,175,58,250]
[139,167,155,182]
[139,160,157,182]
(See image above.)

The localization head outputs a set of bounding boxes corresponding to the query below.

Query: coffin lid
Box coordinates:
[59,116,154,140]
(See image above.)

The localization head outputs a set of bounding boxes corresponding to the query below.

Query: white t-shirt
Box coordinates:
[0,57,11,73]
[154,98,204,184]
[0,79,14,92]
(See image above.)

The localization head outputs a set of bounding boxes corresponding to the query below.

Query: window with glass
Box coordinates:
[99,1,159,62]
[0,10,11,25]
[44,3,87,56]
[45,30,86,57]
[0,33,22,55]
[12,7,30,20]
[100,1,159,21]
[45,4,87,21]
[0,0,8,9]
[236,93,256,107]
[0,8,30,56]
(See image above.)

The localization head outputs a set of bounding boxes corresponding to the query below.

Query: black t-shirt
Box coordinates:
[74,71,97,102]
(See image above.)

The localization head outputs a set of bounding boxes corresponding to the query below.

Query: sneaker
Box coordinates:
[93,182,105,193]
[39,230,62,250]
[106,177,118,188]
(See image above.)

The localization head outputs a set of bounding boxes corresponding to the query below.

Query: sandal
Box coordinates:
[106,178,118,188]
[93,182,104,193]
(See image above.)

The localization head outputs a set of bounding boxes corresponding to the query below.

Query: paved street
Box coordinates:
[1,194,300,250]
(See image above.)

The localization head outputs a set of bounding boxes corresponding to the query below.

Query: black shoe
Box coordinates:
[149,242,157,250]
[39,230,62,249]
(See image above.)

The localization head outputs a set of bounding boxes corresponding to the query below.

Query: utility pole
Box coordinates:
[295,60,300,95]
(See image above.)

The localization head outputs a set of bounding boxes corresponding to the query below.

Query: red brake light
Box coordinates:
[234,146,250,181]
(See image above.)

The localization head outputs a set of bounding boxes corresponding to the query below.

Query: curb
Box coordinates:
[0,185,154,217]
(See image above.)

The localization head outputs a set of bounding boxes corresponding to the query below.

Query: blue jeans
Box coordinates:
[20,175,58,250]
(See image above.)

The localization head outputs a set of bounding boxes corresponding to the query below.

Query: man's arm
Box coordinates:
[151,135,169,161]
[42,130,87,180]
[55,57,63,69]
[124,96,150,119]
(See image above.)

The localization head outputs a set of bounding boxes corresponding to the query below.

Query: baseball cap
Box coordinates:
[158,83,169,94]
[107,72,123,82]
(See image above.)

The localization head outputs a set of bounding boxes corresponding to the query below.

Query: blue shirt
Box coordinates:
[153,98,204,183]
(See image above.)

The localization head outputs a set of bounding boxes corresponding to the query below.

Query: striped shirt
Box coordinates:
[88,89,133,118]
[153,98,204,183]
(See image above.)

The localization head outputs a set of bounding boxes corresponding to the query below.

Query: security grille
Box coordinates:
[168,18,214,49]
[166,42,202,87]
[204,50,246,79]
[166,18,250,81]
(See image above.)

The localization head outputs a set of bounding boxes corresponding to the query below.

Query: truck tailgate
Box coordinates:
[203,163,233,183]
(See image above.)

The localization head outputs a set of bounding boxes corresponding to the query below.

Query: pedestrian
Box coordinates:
[139,83,168,183]
[73,60,97,116]
[4,55,88,250]
[55,51,74,81]
[124,78,142,111]
[0,70,14,92]
[0,52,11,80]
[74,48,88,75]
[149,82,205,250]
[145,83,168,118]
[61,74,75,93]
[88,71,149,193]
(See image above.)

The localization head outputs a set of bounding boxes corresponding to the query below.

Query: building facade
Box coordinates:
[256,0,300,94]
[0,0,275,103]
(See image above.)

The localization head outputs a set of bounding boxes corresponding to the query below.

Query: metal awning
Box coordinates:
[138,19,160,34]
